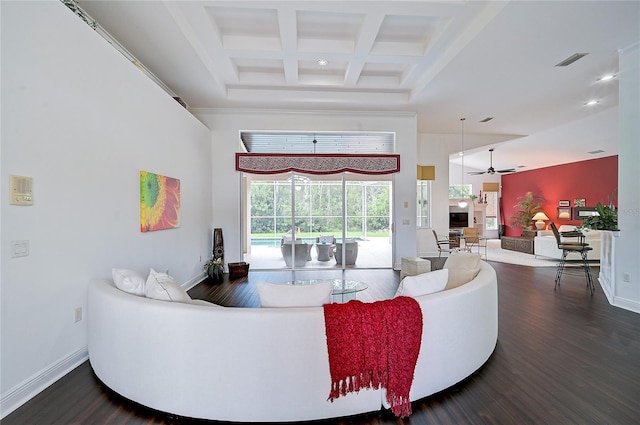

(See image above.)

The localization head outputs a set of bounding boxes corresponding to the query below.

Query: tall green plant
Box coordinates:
[579,202,618,230]
[510,191,543,231]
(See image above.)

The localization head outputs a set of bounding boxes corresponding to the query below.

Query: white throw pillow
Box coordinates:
[443,251,481,289]
[256,282,334,307]
[395,269,449,297]
[112,268,146,296]
[145,268,192,303]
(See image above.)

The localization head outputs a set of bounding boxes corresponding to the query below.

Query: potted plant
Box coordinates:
[509,191,544,233]
[579,202,618,231]
[470,194,478,204]
[204,257,224,281]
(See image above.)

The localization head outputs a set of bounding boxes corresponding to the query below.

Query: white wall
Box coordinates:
[1,1,212,415]
[193,109,417,269]
[417,133,452,256]
[614,42,640,312]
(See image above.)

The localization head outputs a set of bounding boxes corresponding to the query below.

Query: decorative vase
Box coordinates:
[212,264,224,282]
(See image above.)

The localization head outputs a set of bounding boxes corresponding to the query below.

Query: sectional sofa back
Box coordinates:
[88,261,497,422]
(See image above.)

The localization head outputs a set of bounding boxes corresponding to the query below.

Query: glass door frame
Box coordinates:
[241,171,393,270]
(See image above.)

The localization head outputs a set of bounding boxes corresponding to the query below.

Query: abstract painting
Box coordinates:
[140,171,180,232]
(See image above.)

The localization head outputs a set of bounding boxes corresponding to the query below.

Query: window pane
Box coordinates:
[485,191,498,230]
[485,191,497,217]
[417,181,431,228]
[250,182,274,216]
[449,184,472,198]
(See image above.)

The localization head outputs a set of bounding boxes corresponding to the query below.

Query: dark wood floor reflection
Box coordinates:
[5,261,640,424]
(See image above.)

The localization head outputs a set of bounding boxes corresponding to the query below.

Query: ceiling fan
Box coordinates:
[468,148,516,175]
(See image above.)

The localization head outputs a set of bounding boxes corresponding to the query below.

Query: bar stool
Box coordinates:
[550,222,594,295]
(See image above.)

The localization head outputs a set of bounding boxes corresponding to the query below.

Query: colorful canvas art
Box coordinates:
[140,171,180,232]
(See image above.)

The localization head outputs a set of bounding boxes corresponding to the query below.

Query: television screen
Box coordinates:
[449,212,469,228]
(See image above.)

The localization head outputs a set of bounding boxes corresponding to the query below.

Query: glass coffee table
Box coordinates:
[287,279,368,303]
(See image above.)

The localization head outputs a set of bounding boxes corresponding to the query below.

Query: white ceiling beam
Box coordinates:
[227,87,409,105]
[163,2,239,89]
[344,12,385,87]
[406,1,508,99]
[278,7,299,85]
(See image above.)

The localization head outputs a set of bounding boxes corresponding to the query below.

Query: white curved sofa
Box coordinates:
[88,262,497,422]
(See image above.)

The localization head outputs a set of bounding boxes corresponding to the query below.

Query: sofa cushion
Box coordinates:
[443,251,481,289]
[257,281,333,307]
[395,269,448,297]
[144,268,192,303]
[112,268,146,296]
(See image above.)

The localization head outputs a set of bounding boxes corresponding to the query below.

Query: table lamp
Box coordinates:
[532,212,550,230]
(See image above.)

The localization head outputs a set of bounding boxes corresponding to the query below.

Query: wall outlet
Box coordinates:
[623,273,631,283]
[74,307,82,323]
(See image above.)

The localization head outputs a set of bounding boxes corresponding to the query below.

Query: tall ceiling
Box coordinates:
[78,0,639,172]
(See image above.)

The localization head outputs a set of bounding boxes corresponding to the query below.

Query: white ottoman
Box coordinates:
[401,257,431,279]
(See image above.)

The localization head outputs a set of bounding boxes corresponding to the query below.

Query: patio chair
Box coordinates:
[281,240,311,267]
[335,239,358,265]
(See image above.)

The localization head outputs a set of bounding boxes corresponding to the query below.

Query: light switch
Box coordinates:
[11,240,29,258]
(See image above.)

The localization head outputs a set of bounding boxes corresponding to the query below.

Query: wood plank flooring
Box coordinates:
[4,261,640,424]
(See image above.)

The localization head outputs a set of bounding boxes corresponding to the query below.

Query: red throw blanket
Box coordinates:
[323,296,423,418]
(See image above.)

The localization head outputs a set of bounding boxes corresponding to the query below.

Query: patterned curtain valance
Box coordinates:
[236,153,401,175]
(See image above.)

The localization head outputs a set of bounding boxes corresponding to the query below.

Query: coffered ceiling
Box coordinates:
[78,1,639,172]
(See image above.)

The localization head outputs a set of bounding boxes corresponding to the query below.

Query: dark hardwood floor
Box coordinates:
[5,261,640,424]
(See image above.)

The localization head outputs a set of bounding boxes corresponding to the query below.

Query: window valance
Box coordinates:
[236,153,400,175]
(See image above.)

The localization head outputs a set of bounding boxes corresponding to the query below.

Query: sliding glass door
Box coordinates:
[243,172,392,269]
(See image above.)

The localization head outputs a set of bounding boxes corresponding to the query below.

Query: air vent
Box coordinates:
[555,53,588,67]
[588,149,605,155]
[479,117,494,123]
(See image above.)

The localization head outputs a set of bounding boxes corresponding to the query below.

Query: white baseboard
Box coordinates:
[0,347,88,419]
[184,272,206,291]
[612,296,640,314]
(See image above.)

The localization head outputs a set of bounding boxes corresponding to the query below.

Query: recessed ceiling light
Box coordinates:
[584,100,600,106]
[317,59,328,66]
[597,74,616,82]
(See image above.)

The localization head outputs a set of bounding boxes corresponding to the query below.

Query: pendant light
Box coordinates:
[458,118,468,209]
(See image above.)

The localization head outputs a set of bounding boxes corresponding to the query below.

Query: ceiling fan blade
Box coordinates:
[497,169,516,173]
[468,171,486,175]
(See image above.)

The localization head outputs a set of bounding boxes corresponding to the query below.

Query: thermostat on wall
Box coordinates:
[9,175,33,206]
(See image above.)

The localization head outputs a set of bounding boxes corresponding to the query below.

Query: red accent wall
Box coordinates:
[501,155,618,236]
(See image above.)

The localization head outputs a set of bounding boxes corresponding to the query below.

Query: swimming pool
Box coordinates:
[251,237,364,246]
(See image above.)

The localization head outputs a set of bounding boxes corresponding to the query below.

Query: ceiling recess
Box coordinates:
[555,53,588,67]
